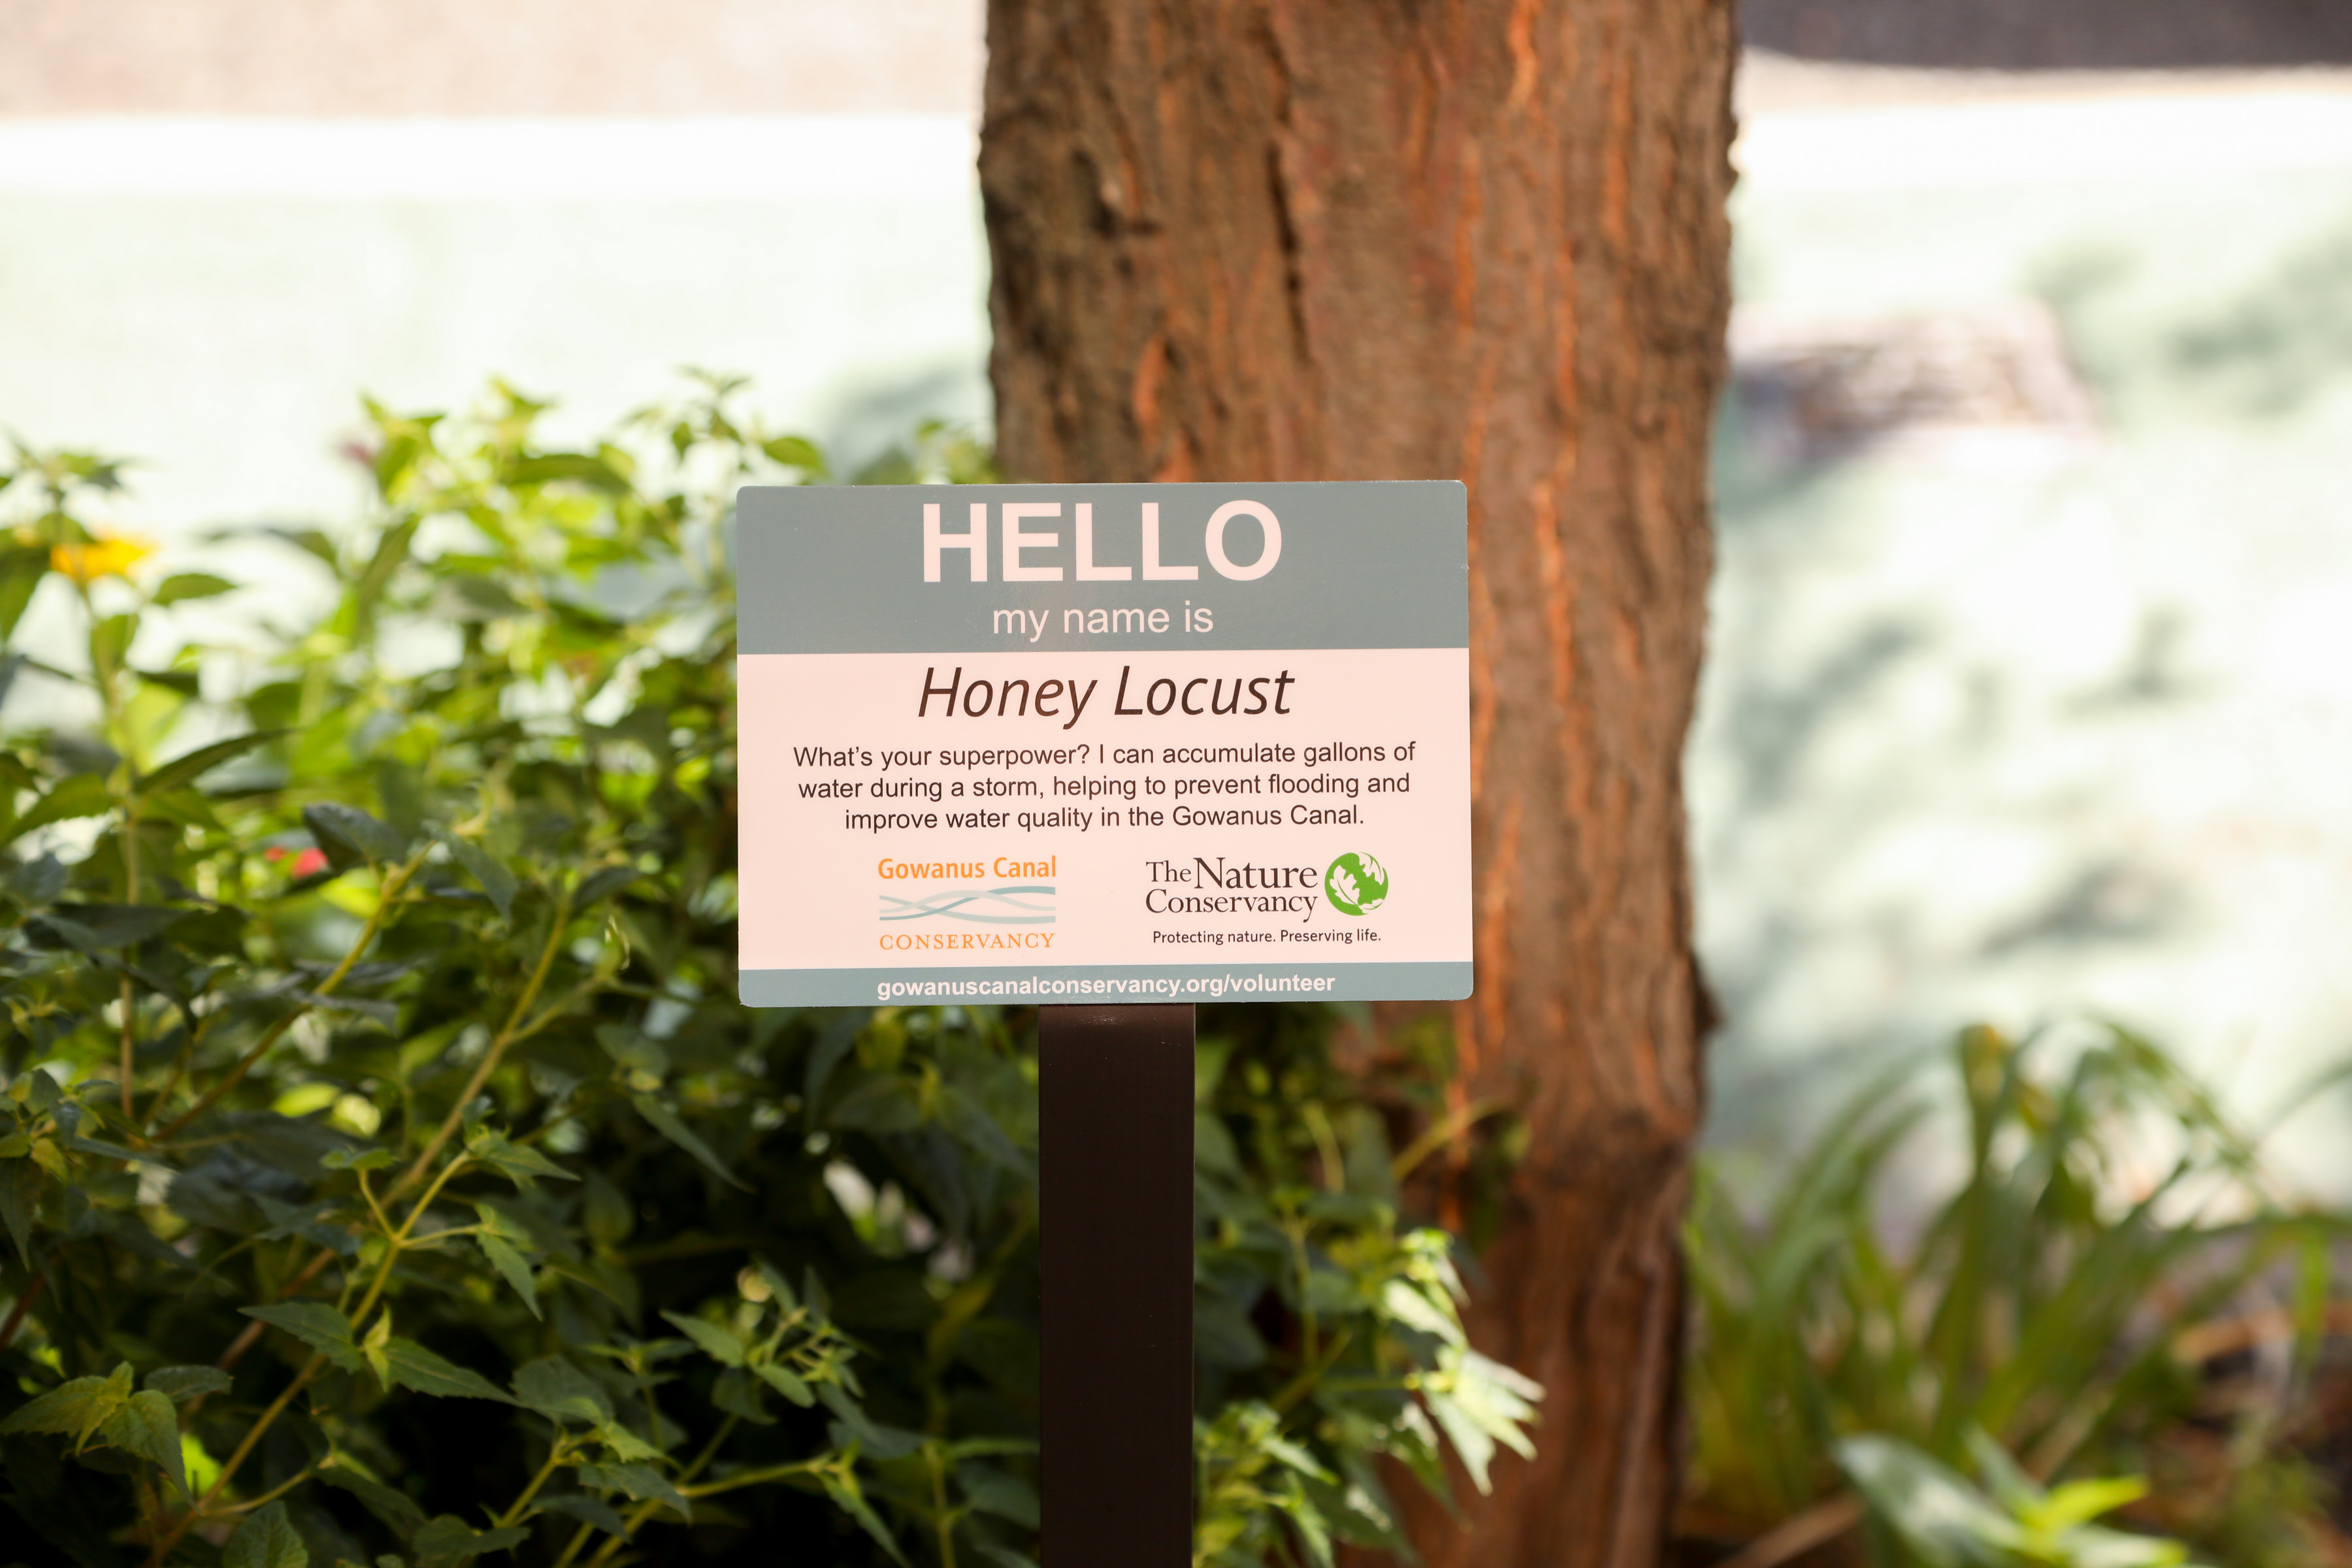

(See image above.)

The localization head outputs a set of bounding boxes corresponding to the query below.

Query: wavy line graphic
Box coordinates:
[880,885,1056,924]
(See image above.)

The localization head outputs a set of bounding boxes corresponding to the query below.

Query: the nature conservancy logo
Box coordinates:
[1324,853,1388,915]
[875,855,1056,953]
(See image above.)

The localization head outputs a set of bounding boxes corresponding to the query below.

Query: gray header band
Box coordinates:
[737,482,1467,655]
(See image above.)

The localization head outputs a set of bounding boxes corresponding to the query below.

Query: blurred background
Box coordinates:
[5,0,2351,1192]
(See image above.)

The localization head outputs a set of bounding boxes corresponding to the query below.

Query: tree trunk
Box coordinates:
[979,4,1733,1565]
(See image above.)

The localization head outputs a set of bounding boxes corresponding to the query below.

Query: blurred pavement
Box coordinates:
[1698,63,2352,1194]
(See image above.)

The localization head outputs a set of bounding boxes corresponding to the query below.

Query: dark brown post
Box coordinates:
[1038,1003,1196,1565]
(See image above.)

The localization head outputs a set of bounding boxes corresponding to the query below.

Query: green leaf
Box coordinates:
[0,1363,133,1446]
[2,849,61,906]
[512,1358,611,1425]
[1420,1387,1496,1495]
[99,1388,187,1496]
[10,774,113,837]
[593,1421,662,1462]
[241,1303,365,1372]
[1380,1279,1464,1346]
[2029,1476,2153,1536]
[821,1471,906,1566]
[754,1362,814,1408]
[1437,1348,1539,1472]
[139,729,282,795]
[144,1365,233,1404]
[263,525,340,566]
[504,453,630,494]
[464,1130,576,1188]
[303,802,407,868]
[378,1339,515,1403]
[760,434,826,472]
[958,1467,1040,1529]
[152,572,238,605]
[133,663,202,696]
[573,864,642,908]
[477,1231,542,1318]
[533,1493,632,1539]
[1837,1435,2025,1567]
[318,1465,429,1537]
[439,832,515,921]
[711,1367,774,1426]
[819,1383,924,1460]
[0,1159,39,1262]
[657,1310,747,1367]
[351,517,419,629]
[413,1515,529,1566]
[429,574,525,622]
[1963,1428,2042,1514]
[631,1094,747,1190]
[576,1462,691,1522]
[363,1307,392,1388]
[37,902,186,950]
[223,1501,310,1568]
[581,1173,633,1247]
[0,544,48,642]
[90,612,138,679]
[751,1256,798,1314]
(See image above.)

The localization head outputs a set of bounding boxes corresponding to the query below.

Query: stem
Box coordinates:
[73,571,140,1121]
[142,1011,212,1132]
[497,1439,574,1528]
[151,1352,325,1565]
[204,1460,322,1516]
[131,1467,159,1553]
[930,1445,958,1568]
[1390,1095,1514,1183]
[357,1169,393,1238]
[1271,1328,1354,1416]
[583,1414,740,1568]
[214,1248,338,1376]
[1300,1102,1345,1194]
[0,1268,46,1350]
[549,1521,598,1568]
[1712,1494,1865,1568]
[1286,1216,1318,1370]
[118,973,136,1119]
[152,842,432,1141]
[343,1154,469,1326]
[393,885,574,1200]
[117,802,140,1117]
[676,1457,826,1499]
[200,862,596,1421]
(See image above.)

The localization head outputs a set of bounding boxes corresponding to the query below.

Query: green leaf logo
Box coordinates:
[1324,853,1389,917]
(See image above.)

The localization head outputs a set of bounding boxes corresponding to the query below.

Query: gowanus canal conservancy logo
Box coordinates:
[1324,853,1388,916]
[878,856,1056,925]
[882,886,1055,924]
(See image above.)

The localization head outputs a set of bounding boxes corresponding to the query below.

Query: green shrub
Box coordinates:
[0,380,1536,1568]
[1837,1431,2204,1568]
[1683,1022,2348,1568]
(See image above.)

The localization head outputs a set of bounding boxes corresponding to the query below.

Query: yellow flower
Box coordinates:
[50,534,153,585]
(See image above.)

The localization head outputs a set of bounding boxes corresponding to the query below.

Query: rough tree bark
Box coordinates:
[979,5,1733,1566]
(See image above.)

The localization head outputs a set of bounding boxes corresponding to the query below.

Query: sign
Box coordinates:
[736,482,1472,1007]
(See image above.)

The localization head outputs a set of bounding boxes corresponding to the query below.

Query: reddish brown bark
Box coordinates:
[980,4,1733,1565]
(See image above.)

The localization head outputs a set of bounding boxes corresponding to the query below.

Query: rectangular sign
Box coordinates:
[736,482,1472,1006]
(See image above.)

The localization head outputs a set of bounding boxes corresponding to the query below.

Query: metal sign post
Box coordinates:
[1039,1004,1195,1566]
